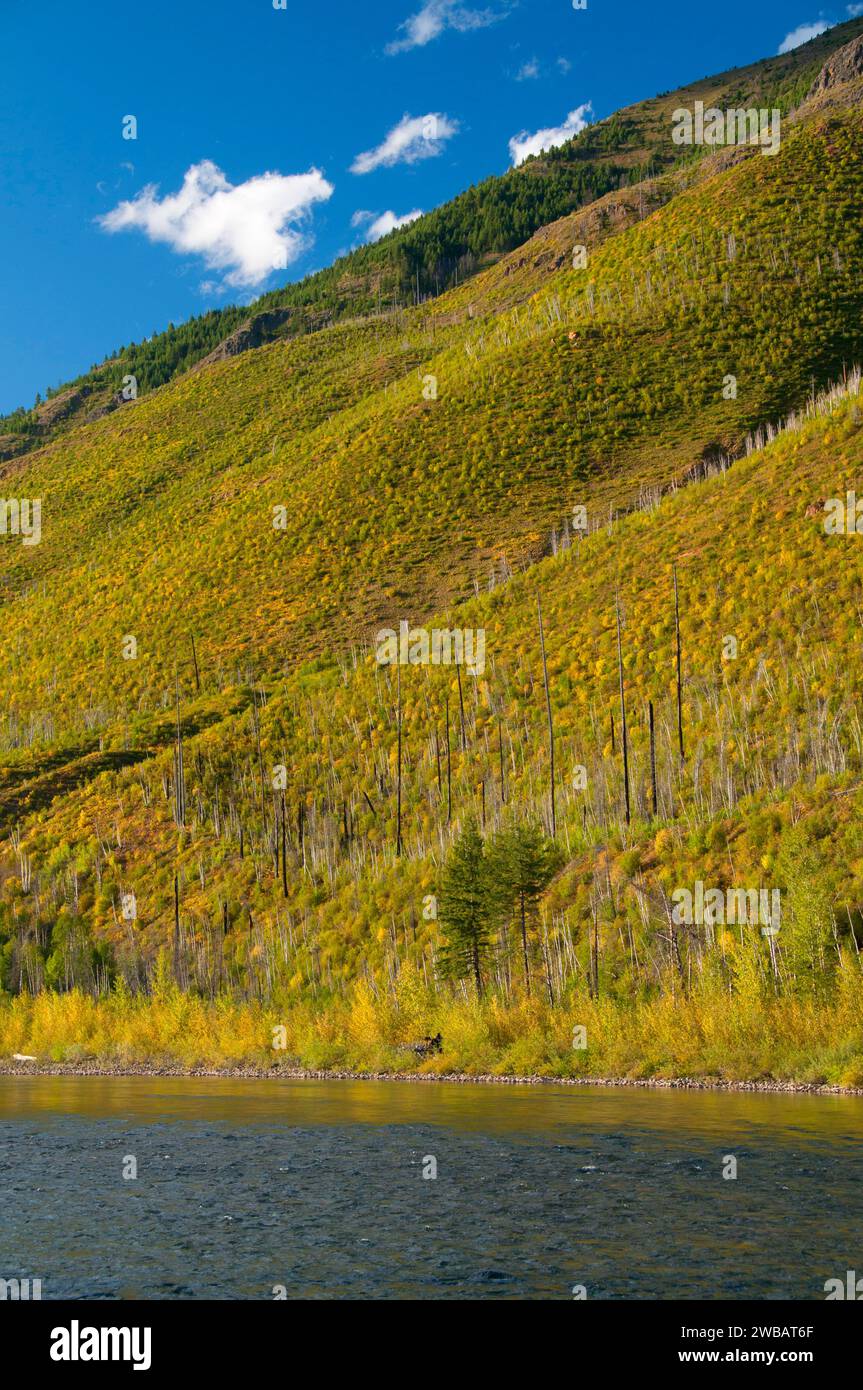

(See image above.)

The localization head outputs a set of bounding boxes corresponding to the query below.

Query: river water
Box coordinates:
[1,1076,860,1300]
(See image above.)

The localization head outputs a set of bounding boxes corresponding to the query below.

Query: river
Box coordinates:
[1,1076,860,1300]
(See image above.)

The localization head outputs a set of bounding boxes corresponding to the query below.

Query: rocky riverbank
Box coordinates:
[1,1058,862,1095]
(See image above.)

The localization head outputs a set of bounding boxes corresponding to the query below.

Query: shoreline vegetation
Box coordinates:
[2,984,862,1094]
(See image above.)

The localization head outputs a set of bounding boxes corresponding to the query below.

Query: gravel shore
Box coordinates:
[0,1059,861,1095]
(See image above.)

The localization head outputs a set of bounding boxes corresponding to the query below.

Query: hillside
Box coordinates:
[4,86,863,725]
[4,359,863,1077]
[3,31,863,1082]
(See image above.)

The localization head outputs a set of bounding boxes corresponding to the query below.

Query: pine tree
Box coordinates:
[438,817,495,997]
[495,821,562,996]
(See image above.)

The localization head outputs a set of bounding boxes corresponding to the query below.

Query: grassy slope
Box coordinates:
[4,344,863,1079]
[4,102,863,733]
[4,41,863,1080]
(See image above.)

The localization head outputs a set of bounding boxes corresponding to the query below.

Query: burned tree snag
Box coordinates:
[456,663,467,751]
[649,699,658,818]
[498,717,506,805]
[396,660,403,857]
[537,594,556,837]
[616,596,631,827]
[445,691,452,824]
[674,565,685,762]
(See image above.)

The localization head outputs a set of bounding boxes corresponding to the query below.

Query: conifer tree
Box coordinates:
[495,821,562,996]
[438,817,495,998]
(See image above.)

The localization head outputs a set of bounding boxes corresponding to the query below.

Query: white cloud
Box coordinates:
[557,57,572,74]
[97,160,334,288]
[508,103,593,166]
[352,208,424,242]
[778,21,832,53]
[386,0,505,54]
[516,57,540,81]
[847,3,863,15]
[350,113,459,174]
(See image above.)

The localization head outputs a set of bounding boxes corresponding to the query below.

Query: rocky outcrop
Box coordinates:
[84,389,132,424]
[34,385,90,429]
[197,308,297,367]
[196,306,336,370]
[808,33,863,95]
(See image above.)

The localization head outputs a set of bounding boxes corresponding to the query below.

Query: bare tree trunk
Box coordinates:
[616,597,631,826]
[674,565,685,762]
[649,699,658,817]
[281,794,288,898]
[173,874,181,984]
[174,669,185,827]
[498,717,506,804]
[593,900,600,999]
[435,728,442,797]
[445,691,452,824]
[520,890,531,997]
[537,594,556,837]
[253,694,267,842]
[396,661,403,856]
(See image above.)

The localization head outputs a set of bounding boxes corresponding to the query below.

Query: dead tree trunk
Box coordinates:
[498,717,506,805]
[616,597,631,826]
[445,691,452,824]
[396,661,403,857]
[281,793,288,898]
[649,699,658,817]
[173,874,181,984]
[674,566,685,762]
[435,728,442,797]
[537,594,556,837]
[174,670,186,827]
[456,663,467,751]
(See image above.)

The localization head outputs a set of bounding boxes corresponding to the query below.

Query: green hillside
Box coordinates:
[4,30,863,1082]
[4,95,863,724]
[4,358,863,1078]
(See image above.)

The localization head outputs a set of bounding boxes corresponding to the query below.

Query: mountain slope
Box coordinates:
[3,87,863,730]
[4,362,863,1080]
[5,33,863,1082]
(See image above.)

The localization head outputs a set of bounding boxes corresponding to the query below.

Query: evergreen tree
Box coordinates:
[438,817,495,998]
[495,821,562,996]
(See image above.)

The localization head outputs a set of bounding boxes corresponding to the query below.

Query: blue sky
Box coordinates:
[0,0,858,414]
